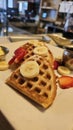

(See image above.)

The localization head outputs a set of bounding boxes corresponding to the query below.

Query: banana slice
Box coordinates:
[57,66,71,75]
[20,61,39,78]
[30,40,45,47]
[33,46,48,56]
[0,61,9,71]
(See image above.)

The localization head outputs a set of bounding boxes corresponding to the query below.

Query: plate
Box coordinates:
[48,34,73,50]
[0,46,9,55]
[63,44,73,50]
[1,46,9,54]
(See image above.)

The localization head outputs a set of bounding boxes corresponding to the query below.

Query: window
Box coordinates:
[18,1,28,14]
[8,0,13,8]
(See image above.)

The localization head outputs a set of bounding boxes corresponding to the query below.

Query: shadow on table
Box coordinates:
[0,111,14,130]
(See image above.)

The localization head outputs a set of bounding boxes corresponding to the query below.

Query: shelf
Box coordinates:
[38,0,62,33]
[41,6,57,10]
[40,18,56,22]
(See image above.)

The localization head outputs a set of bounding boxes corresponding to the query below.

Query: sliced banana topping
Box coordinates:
[57,66,71,75]
[30,40,45,47]
[33,46,48,56]
[20,61,39,78]
[0,61,9,71]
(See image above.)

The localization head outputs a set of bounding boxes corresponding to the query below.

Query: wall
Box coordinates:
[13,0,18,8]
[0,0,17,9]
[0,0,6,9]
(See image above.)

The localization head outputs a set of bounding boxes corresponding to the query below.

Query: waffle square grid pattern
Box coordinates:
[6,55,57,108]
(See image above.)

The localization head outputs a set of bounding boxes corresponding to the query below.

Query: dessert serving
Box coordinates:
[6,41,57,108]
[6,55,57,108]
[5,40,73,108]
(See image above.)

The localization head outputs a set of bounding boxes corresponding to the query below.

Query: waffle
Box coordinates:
[6,55,57,108]
[10,41,54,69]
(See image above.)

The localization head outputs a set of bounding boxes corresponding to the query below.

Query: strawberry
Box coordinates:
[14,47,26,56]
[8,47,27,65]
[14,51,26,63]
[8,56,16,65]
[53,60,60,70]
[58,76,73,89]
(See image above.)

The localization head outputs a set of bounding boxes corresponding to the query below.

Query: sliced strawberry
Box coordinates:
[8,56,16,65]
[58,76,73,89]
[8,48,27,65]
[14,51,26,63]
[8,47,27,65]
[53,60,60,70]
[14,47,26,56]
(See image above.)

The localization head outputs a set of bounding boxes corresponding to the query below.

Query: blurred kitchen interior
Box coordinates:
[0,0,73,38]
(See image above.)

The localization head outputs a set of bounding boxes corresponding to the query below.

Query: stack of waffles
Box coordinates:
[6,40,57,108]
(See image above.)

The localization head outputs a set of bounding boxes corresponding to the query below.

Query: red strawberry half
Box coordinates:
[58,76,73,89]
[8,56,16,65]
[53,60,60,70]
[14,47,26,56]
[8,47,27,65]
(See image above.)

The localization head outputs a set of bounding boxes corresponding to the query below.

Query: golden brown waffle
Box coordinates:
[6,55,57,108]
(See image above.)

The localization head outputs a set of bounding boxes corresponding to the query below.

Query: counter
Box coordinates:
[0,39,73,130]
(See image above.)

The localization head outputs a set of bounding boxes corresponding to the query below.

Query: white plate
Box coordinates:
[0,40,73,130]
[48,34,73,50]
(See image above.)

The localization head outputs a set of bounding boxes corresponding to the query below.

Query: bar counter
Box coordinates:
[0,37,73,130]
